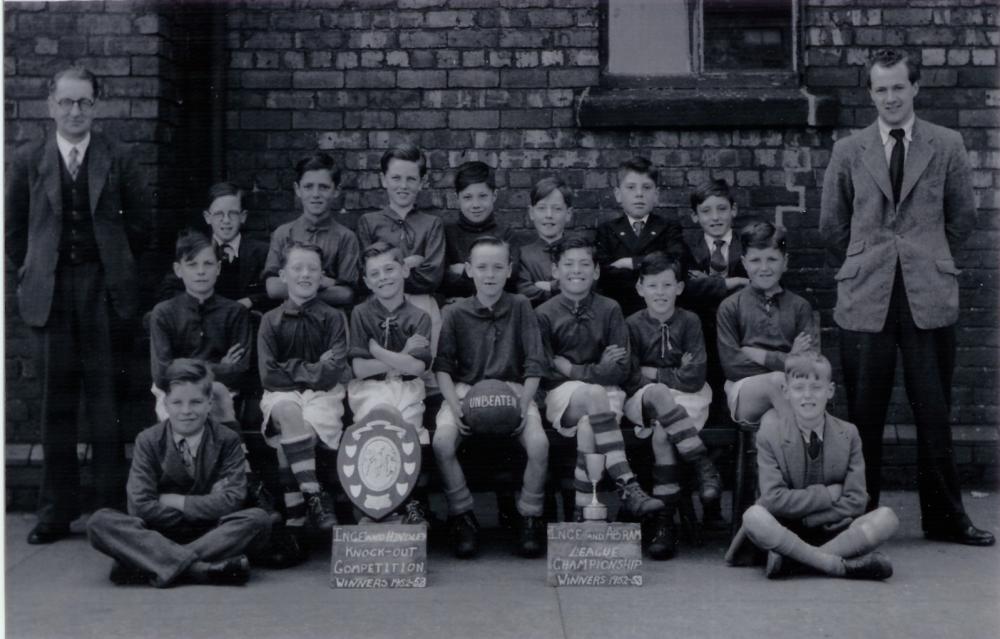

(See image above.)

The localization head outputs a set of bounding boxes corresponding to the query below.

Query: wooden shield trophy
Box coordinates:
[337,405,422,521]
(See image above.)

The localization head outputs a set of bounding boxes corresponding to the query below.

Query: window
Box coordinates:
[605,0,796,79]
[580,0,837,128]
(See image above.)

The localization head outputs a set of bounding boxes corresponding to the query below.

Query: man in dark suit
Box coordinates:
[595,157,685,317]
[87,359,271,587]
[5,65,149,544]
[820,49,993,546]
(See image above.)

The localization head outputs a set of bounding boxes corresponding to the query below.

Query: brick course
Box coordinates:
[4,0,998,495]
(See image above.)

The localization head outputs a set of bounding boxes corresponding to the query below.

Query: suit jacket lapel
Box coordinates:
[822,415,846,483]
[613,217,639,252]
[780,417,806,489]
[899,119,935,206]
[193,423,221,491]
[859,124,894,206]
[636,215,665,251]
[162,433,195,488]
[87,134,110,215]
[728,235,743,275]
[42,136,64,219]
[690,237,710,269]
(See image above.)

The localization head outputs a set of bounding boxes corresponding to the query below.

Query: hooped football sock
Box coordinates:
[574,450,593,507]
[590,411,632,482]
[280,434,320,495]
[656,406,708,461]
[652,463,681,503]
[444,484,475,517]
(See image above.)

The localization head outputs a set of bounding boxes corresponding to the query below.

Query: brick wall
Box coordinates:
[4,0,998,503]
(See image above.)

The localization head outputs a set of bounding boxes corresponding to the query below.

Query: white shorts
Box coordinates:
[624,382,713,439]
[348,378,429,445]
[544,381,625,437]
[436,381,541,432]
[151,382,236,424]
[724,372,785,424]
[260,385,346,450]
[406,293,441,394]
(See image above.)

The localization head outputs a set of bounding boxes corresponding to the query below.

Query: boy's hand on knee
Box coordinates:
[640,366,657,381]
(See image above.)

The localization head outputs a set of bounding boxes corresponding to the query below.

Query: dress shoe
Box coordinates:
[646,511,677,561]
[109,561,152,586]
[27,523,71,545]
[924,523,995,547]
[517,515,545,558]
[843,551,893,581]
[448,511,480,559]
[204,555,251,585]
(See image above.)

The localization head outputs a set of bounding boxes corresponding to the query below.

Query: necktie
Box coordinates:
[710,239,727,274]
[221,243,236,263]
[632,220,644,238]
[67,147,80,181]
[808,431,821,460]
[178,438,195,477]
[889,128,905,205]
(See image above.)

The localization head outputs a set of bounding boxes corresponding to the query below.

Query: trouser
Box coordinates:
[34,262,130,526]
[839,264,967,531]
[87,507,271,587]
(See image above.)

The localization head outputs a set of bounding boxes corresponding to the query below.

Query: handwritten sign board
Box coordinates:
[330,524,427,589]
[546,522,642,587]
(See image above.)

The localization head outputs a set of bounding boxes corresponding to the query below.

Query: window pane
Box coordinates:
[609,0,691,75]
[703,0,792,71]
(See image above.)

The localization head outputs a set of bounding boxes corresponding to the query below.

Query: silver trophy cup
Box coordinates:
[582,453,608,521]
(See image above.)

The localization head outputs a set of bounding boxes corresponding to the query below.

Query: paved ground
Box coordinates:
[4,489,999,639]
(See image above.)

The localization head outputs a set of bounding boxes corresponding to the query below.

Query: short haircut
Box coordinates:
[467,236,510,263]
[690,178,734,210]
[866,49,920,87]
[281,240,324,268]
[49,64,99,98]
[163,358,214,396]
[617,156,658,185]
[637,251,683,282]
[740,221,787,255]
[361,240,404,272]
[206,181,243,209]
[294,152,341,186]
[380,143,428,177]
[784,352,832,382]
[530,176,574,208]
[550,235,596,264]
[175,229,216,263]
[454,161,495,193]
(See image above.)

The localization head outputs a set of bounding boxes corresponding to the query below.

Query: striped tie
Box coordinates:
[67,147,80,181]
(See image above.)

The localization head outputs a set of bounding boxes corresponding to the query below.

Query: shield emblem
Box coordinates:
[337,405,422,521]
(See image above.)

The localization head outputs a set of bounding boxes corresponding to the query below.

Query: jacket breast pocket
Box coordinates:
[935,259,961,276]
[834,261,860,281]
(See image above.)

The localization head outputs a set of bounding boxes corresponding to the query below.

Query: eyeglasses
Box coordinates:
[54,98,96,113]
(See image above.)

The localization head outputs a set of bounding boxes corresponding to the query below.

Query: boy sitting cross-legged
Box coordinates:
[432,237,550,559]
[258,241,351,540]
[725,353,899,581]
[87,359,271,587]
[536,236,665,524]
[624,252,720,559]
[348,241,434,524]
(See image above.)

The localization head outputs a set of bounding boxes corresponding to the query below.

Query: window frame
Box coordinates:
[597,0,802,90]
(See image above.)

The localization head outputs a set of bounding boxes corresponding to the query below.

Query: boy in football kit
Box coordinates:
[536,236,664,523]
[357,144,446,357]
[348,241,434,524]
[258,242,350,535]
[441,160,519,303]
[432,237,550,559]
[624,252,720,559]
[716,222,817,428]
[263,152,359,310]
[517,176,574,307]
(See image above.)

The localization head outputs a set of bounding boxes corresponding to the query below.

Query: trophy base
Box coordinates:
[582,504,608,521]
